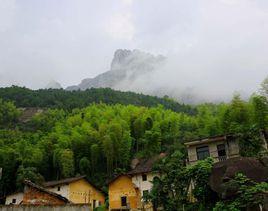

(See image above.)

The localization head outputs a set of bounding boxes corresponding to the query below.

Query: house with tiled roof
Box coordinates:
[5,176,105,209]
[5,180,69,206]
[22,180,70,205]
[108,153,165,211]
[108,174,141,211]
[43,175,105,209]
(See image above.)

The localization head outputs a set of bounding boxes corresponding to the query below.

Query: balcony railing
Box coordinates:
[217,155,227,162]
[186,155,228,165]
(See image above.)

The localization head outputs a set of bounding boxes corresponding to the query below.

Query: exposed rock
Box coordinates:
[66,49,166,91]
[209,157,268,199]
[130,158,140,170]
[19,108,44,123]
[111,49,133,70]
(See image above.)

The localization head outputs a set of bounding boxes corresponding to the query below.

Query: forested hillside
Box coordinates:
[0,86,195,114]
[0,78,267,206]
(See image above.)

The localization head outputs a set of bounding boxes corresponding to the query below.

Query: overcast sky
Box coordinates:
[0,0,267,97]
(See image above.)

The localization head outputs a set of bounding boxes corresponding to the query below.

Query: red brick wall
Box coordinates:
[22,186,67,205]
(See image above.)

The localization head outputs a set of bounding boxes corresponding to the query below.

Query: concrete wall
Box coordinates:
[187,139,239,165]
[0,205,90,211]
[228,139,240,158]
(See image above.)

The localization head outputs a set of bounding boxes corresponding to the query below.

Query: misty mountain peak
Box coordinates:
[111,49,132,70]
[66,49,166,91]
[111,49,165,71]
[45,80,62,89]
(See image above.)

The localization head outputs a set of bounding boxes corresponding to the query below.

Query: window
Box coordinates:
[57,186,61,191]
[217,144,226,157]
[196,146,210,160]
[121,196,127,207]
[143,190,149,197]
[93,200,96,209]
[142,174,147,181]
[12,199,16,204]
[217,144,227,161]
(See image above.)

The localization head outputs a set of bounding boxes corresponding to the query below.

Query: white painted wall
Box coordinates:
[131,172,159,197]
[46,184,70,199]
[5,192,24,205]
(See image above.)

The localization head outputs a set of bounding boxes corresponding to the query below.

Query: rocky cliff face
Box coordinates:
[66,49,165,91]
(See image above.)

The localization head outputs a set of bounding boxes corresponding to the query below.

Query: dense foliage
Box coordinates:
[0,77,267,209]
[213,174,268,211]
[144,78,268,210]
[0,86,195,114]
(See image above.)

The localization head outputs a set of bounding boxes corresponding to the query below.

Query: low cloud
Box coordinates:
[0,0,267,102]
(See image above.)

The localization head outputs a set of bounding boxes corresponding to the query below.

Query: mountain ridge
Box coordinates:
[66,49,165,91]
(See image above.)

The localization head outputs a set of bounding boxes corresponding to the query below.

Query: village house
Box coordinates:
[22,180,70,205]
[109,174,141,211]
[4,176,105,209]
[185,134,240,202]
[108,154,165,211]
[42,175,105,209]
[185,134,240,165]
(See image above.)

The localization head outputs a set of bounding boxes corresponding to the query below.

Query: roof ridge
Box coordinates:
[42,175,86,187]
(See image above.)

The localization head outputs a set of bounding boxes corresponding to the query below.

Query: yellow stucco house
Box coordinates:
[43,175,105,209]
[108,154,165,211]
[108,174,141,211]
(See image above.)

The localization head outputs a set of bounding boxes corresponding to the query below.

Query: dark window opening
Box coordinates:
[217,144,227,161]
[57,186,61,191]
[142,174,147,181]
[217,144,226,156]
[121,196,127,207]
[93,200,96,208]
[12,199,16,204]
[143,190,149,197]
[196,146,210,160]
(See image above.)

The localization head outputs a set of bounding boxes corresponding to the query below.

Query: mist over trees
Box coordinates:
[0,86,195,114]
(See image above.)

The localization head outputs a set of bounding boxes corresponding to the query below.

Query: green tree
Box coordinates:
[146,151,188,211]
[222,94,250,134]
[213,173,268,211]
[251,95,268,130]
[186,157,214,208]
[54,149,75,179]
[0,98,20,127]
[260,76,268,99]
[79,157,91,176]
[16,166,44,190]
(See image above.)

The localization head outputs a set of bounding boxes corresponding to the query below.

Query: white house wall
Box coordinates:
[46,184,70,199]
[5,192,24,205]
[131,173,158,197]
